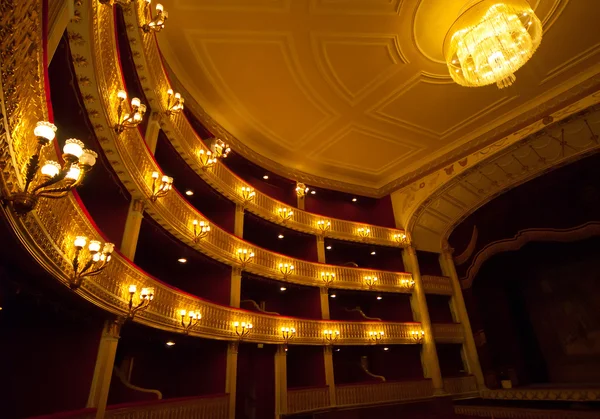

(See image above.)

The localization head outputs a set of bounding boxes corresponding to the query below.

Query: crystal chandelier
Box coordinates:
[443,0,542,89]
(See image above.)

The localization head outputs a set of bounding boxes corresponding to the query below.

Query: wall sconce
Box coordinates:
[240,186,255,206]
[69,236,114,290]
[127,285,154,320]
[115,90,146,134]
[198,149,216,170]
[277,207,293,222]
[233,321,253,339]
[357,227,370,239]
[295,182,309,198]
[99,0,131,5]
[369,331,384,344]
[165,89,184,115]
[317,219,331,234]
[393,233,409,246]
[210,138,231,159]
[142,1,168,33]
[364,275,378,289]
[281,327,296,343]
[192,219,210,242]
[279,263,294,279]
[237,248,255,267]
[5,122,98,215]
[321,272,335,288]
[401,277,416,290]
[180,310,201,334]
[324,329,340,344]
[411,330,425,343]
[150,171,173,202]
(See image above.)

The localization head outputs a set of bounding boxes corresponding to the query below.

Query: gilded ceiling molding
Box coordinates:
[118,5,408,247]
[461,222,600,289]
[399,100,600,252]
[453,226,478,266]
[0,0,465,347]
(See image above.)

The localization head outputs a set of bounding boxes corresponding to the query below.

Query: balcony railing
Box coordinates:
[443,375,478,395]
[455,405,600,418]
[431,323,464,343]
[287,386,331,414]
[336,379,433,407]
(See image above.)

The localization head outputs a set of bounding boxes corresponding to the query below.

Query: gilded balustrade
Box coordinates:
[0,0,465,348]
[421,275,453,295]
[336,380,434,407]
[443,375,478,395]
[63,1,447,295]
[121,2,409,249]
[104,395,229,419]
[454,405,600,418]
[287,387,331,414]
[431,323,465,343]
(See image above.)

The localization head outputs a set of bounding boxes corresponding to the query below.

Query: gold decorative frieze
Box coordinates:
[118,2,410,249]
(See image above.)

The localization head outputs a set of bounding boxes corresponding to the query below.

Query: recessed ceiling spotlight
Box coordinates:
[263,175,269,180]
[178,258,187,263]
[376,296,382,300]
[330,294,336,298]
[371,251,376,255]
[166,341,176,347]
[185,190,194,196]
[335,348,341,352]
[280,287,287,291]
[326,246,332,250]
[278,234,284,239]
[383,347,389,351]
[310,190,316,195]
[352,198,357,202]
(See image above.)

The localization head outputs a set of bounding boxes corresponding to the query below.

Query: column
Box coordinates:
[316,235,326,263]
[297,195,305,210]
[439,248,485,389]
[234,204,244,238]
[323,346,336,406]
[48,0,74,62]
[230,267,242,308]
[119,199,145,260]
[225,342,239,419]
[402,246,444,394]
[87,318,123,419]
[274,345,288,418]
[144,112,161,153]
[319,287,330,320]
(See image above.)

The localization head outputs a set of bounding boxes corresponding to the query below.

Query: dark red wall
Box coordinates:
[324,239,405,272]
[425,295,454,324]
[436,344,466,377]
[236,343,276,419]
[329,290,413,323]
[417,251,443,277]
[287,346,326,388]
[369,345,424,381]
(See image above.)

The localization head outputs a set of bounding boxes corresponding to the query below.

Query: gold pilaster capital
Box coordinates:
[319,286,329,295]
[316,235,325,244]
[132,198,145,214]
[102,317,124,339]
[235,204,245,215]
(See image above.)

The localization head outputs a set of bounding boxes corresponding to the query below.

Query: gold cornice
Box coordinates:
[62,1,458,297]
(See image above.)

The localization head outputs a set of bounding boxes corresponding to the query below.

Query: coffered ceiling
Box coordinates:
[157,0,600,192]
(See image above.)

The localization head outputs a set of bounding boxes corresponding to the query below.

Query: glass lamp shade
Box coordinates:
[88,240,101,253]
[63,138,85,159]
[34,121,57,142]
[40,160,61,178]
[129,284,137,293]
[79,149,98,167]
[180,309,187,316]
[131,97,141,108]
[443,0,542,88]
[65,165,81,181]
[156,3,163,12]
[117,90,127,100]
[139,104,147,114]
[74,236,87,249]
[102,243,115,254]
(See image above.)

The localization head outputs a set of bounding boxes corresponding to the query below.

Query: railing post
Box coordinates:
[275,345,288,418]
[87,318,123,419]
[402,246,444,395]
[225,342,239,419]
[440,246,486,390]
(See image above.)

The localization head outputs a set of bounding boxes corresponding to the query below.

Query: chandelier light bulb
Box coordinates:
[79,149,98,167]
[74,236,87,249]
[40,161,61,178]
[63,138,85,159]
[117,90,127,100]
[131,97,141,108]
[65,165,81,181]
[88,240,101,253]
[34,121,57,142]
[129,284,137,293]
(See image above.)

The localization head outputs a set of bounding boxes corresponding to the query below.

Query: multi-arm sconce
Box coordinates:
[127,285,154,320]
[210,138,231,159]
[295,182,309,198]
[401,278,416,290]
[393,233,409,246]
[321,272,336,288]
[240,186,255,206]
[369,330,385,343]
[277,207,293,222]
[237,248,255,267]
[411,330,425,343]
[165,89,184,115]
[114,90,146,134]
[69,236,114,290]
[317,219,331,233]
[364,275,378,289]
[150,171,173,202]
[142,1,168,33]
[233,321,253,339]
[324,329,340,344]
[5,122,98,215]
[198,149,216,170]
[281,327,296,343]
[279,263,294,279]
[357,227,371,239]
[180,310,201,334]
[192,219,211,242]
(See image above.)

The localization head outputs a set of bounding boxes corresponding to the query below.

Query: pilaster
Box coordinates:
[440,248,485,389]
[316,235,326,263]
[275,345,288,418]
[234,204,244,238]
[87,318,123,419]
[403,246,444,394]
[323,346,336,406]
[119,199,145,260]
[230,267,242,308]
[319,287,330,320]
[144,112,161,153]
[297,195,305,210]
[225,342,239,419]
